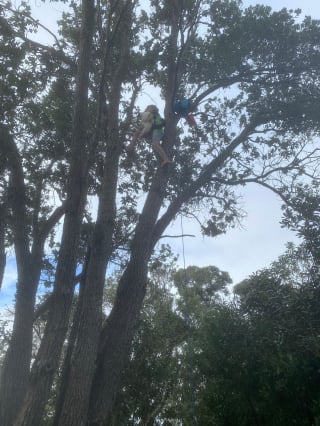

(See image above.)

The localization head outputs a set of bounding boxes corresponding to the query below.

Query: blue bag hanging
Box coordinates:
[173,99,191,116]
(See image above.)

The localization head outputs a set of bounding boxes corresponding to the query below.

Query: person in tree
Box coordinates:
[173,98,197,126]
[128,105,171,167]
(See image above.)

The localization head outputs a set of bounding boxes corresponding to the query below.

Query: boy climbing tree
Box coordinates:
[128,105,172,167]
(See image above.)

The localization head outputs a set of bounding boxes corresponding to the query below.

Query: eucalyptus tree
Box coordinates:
[1,0,320,425]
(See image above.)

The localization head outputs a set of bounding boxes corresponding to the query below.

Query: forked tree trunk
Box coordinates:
[87,137,177,425]
[13,1,95,425]
[86,6,181,422]
[55,77,123,426]
[0,127,44,426]
[54,4,132,424]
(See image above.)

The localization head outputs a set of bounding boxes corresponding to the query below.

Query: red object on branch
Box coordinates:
[187,113,197,127]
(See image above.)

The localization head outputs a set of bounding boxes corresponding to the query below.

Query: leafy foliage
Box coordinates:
[108,243,320,425]
[198,245,320,426]
[1,0,320,424]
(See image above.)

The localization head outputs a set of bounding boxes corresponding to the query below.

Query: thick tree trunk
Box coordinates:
[86,162,176,425]
[0,126,43,426]
[56,102,121,426]
[87,252,149,425]
[86,153,174,425]
[86,7,181,423]
[0,262,41,426]
[13,2,95,425]
[52,267,87,426]
[55,4,131,424]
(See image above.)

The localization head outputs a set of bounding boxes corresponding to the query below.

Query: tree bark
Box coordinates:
[86,7,261,422]
[87,248,149,425]
[0,259,41,426]
[13,1,95,425]
[0,127,43,426]
[87,162,176,423]
[54,3,132,424]
[52,249,89,426]
[86,6,182,423]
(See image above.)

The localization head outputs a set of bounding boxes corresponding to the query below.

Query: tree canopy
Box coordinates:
[1,0,320,424]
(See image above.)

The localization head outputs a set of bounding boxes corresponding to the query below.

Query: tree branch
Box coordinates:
[19,36,76,71]
[37,203,67,248]
[33,269,83,321]
[151,120,259,248]
[1,125,31,264]
[1,4,76,71]
[3,4,62,47]
[191,64,297,106]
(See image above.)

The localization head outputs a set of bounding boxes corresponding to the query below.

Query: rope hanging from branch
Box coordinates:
[180,215,197,426]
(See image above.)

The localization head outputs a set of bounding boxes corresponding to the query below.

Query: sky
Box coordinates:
[1,0,320,310]
[167,0,320,282]
[154,0,320,284]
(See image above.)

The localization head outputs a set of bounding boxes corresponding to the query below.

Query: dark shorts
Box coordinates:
[145,128,164,143]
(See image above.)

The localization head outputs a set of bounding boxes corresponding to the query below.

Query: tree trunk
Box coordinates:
[52,253,88,426]
[0,261,41,426]
[86,6,181,423]
[87,254,149,425]
[87,106,178,422]
[0,126,43,426]
[56,90,121,426]
[13,1,95,424]
[86,166,176,424]
[55,4,132,424]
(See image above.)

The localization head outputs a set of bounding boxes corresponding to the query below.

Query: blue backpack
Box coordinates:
[173,99,191,116]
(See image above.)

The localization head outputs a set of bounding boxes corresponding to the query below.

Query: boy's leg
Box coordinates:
[151,141,171,166]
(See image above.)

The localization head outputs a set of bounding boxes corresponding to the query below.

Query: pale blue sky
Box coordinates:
[244,0,320,18]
